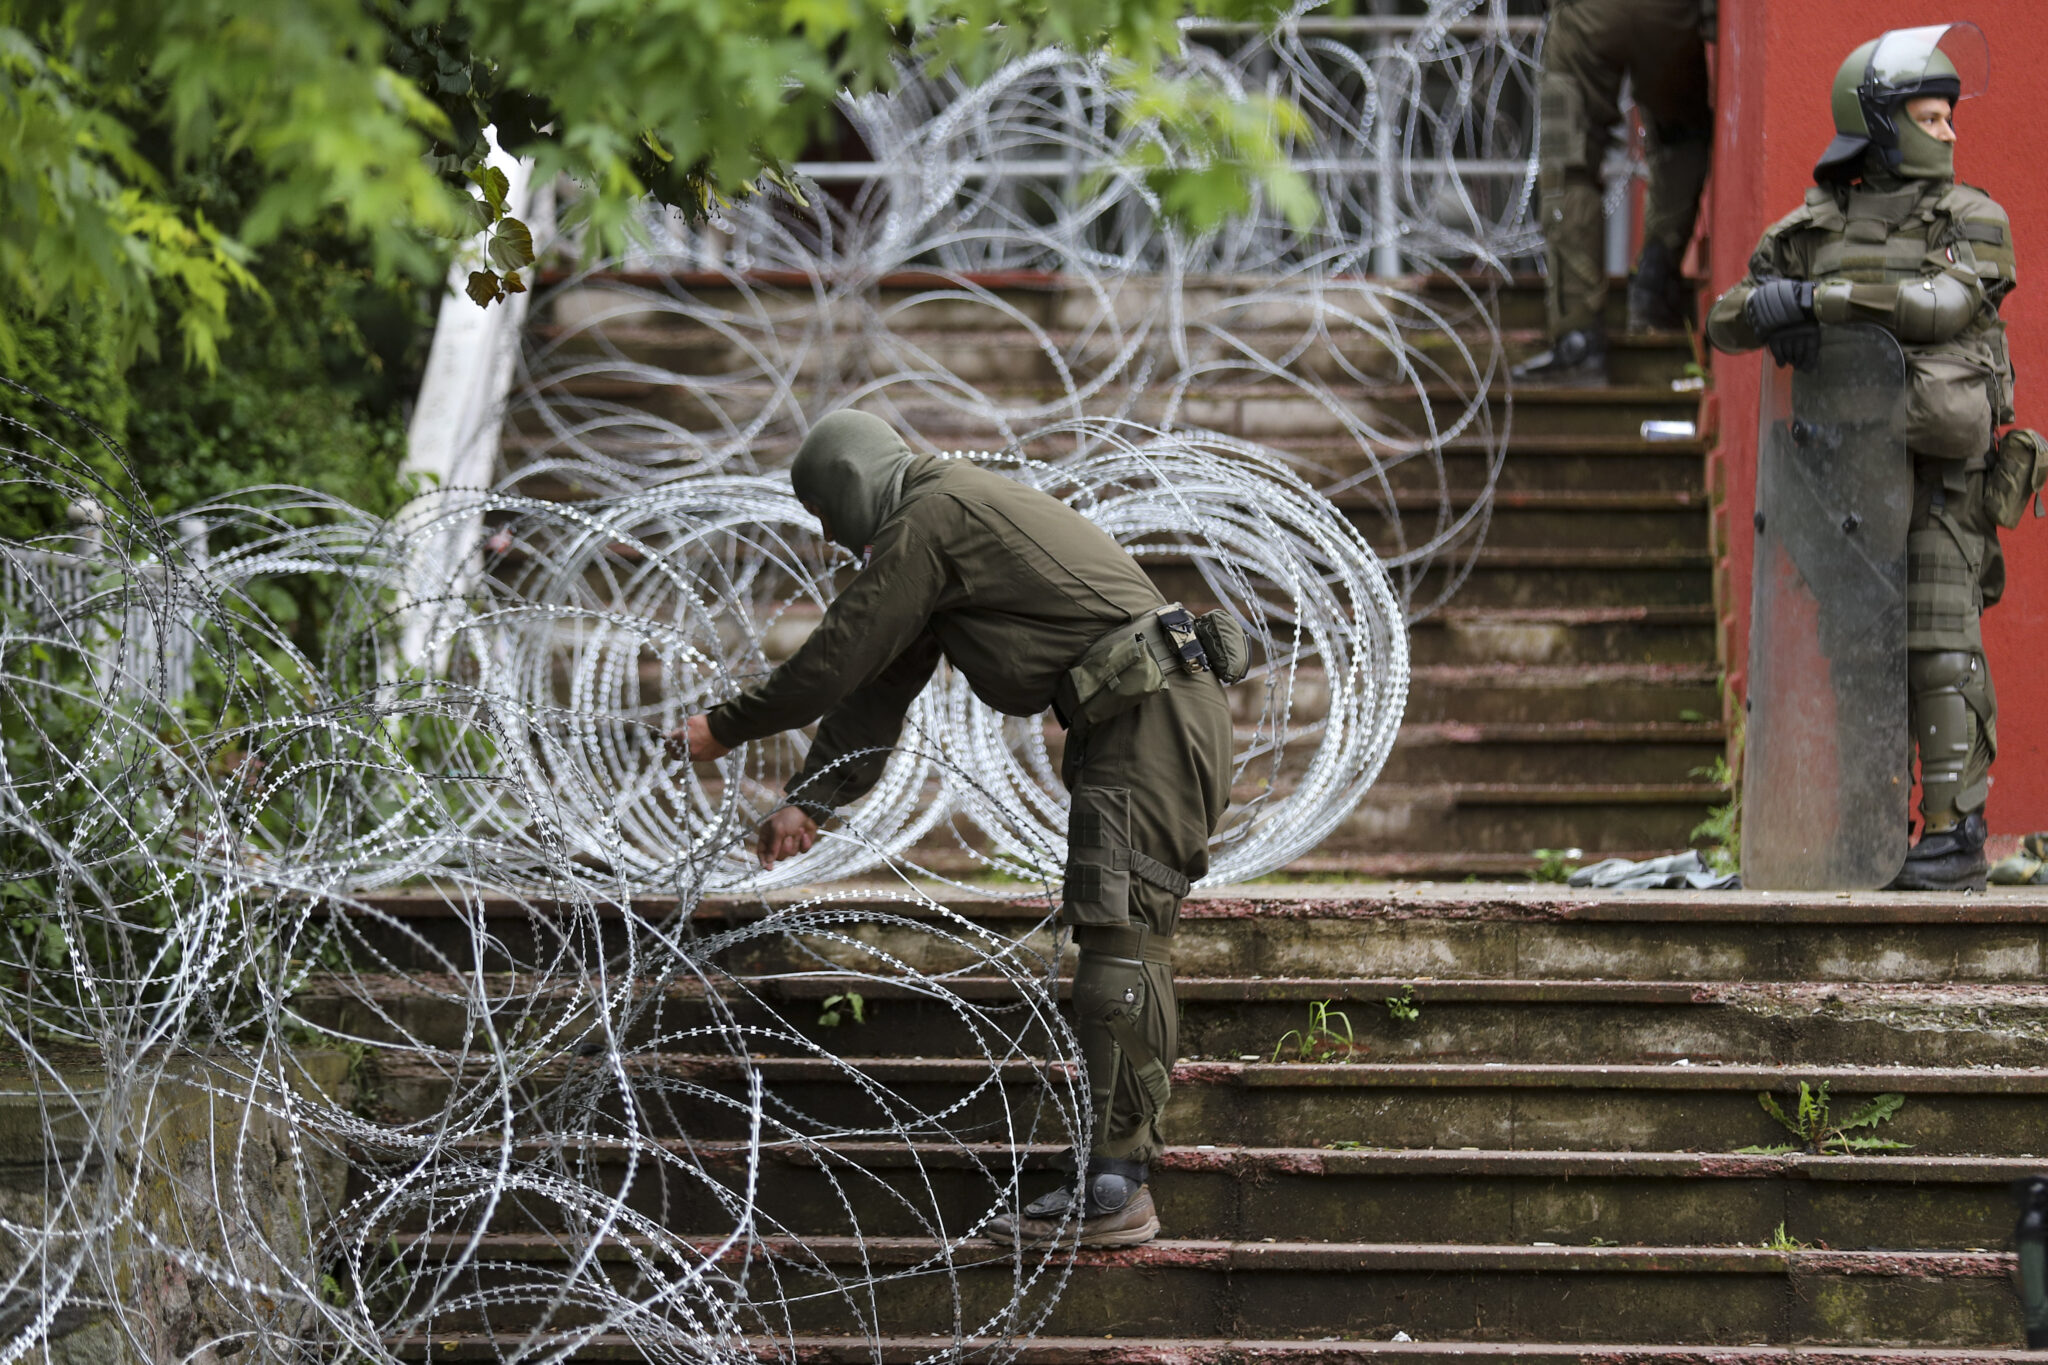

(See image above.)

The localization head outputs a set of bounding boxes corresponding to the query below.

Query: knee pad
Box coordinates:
[1071,947,1170,1142]
[1909,650,1984,824]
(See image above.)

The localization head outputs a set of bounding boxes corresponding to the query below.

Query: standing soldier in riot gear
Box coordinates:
[1709,24,2043,892]
[1512,0,1716,384]
[670,410,1241,1247]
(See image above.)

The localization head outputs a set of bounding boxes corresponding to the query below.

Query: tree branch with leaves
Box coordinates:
[0,0,1307,368]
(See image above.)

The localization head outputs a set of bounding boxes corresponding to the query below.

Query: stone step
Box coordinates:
[300,974,2048,1070]
[530,268,1677,340]
[497,431,1711,498]
[1379,724,1722,785]
[1331,781,1722,855]
[514,377,1699,442]
[352,1139,2037,1252]
[1409,606,1715,668]
[497,432,1712,502]
[524,317,1691,389]
[342,888,2048,987]
[1404,663,1720,724]
[367,1053,2048,1156]
[390,1335,2047,1363]
[373,1231,2023,1345]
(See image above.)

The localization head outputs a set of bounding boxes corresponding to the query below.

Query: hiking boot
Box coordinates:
[986,1160,1159,1249]
[1890,811,1990,892]
[1627,240,1689,333]
[1510,328,1608,385]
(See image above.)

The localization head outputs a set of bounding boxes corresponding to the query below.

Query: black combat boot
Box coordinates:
[1627,240,1689,332]
[1890,811,1990,892]
[1510,328,1608,385]
[986,1156,1159,1249]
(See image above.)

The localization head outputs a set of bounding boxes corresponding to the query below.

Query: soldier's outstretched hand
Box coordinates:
[759,807,818,869]
[666,714,730,762]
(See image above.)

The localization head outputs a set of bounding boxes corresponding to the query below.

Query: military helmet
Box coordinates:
[1814,23,1988,182]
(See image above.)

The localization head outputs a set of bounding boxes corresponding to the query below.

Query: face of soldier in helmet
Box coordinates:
[1895,95,1957,179]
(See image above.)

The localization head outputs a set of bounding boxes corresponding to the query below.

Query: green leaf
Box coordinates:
[1827,1136,1913,1153]
[1837,1093,1905,1130]
[464,269,501,307]
[486,217,535,273]
[1756,1091,1797,1137]
[467,165,511,215]
[1733,1144,1798,1156]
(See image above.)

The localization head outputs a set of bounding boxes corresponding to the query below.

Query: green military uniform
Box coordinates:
[1707,24,2018,887]
[1534,0,1714,346]
[707,412,1232,1199]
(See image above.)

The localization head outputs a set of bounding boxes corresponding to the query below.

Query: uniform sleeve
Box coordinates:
[1707,207,1816,354]
[783,632,943,814]
[706,514,948,748]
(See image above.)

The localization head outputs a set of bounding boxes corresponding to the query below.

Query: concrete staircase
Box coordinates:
[324,883,2048,1359]
[507,270,1723,880]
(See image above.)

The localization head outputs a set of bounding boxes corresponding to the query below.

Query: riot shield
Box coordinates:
[1740,324,1912,890]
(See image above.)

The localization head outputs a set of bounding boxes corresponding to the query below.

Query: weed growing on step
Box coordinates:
[1691,706,1743,875]
[818,992,866,1028]
[1736,1081,1910,1155]
[1763,1221,1812,1251]
[1384,986,1420,1024]
[1531,848,1581,883]
[1271,999,1365,1062]
[1690,755,1740,876]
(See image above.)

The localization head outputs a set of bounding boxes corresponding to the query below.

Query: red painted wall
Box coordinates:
[1708,0,2048,836]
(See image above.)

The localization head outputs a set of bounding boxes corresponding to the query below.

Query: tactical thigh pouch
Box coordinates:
[1063,787,1134,926]
[1987,428,2048,528]
[1906,353,1996,460]
[1072,948,1172,1150]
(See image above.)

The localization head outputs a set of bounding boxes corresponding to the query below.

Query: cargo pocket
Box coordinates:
[1907,353,1996,459]
[1058,628,1165,733]
[1986,428,2048,528]
[1061,786,1132,926]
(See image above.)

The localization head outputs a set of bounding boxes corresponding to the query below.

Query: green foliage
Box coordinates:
[1690,704,1743,875]
[1735,1081,1911,1156]
[1384,986,1419,1024]
[121,235,427,520]
[1531,847,1582,884]
[818,991,866,1028]
[2,0,1309,366]
[1270,998,1363,1063]
[1763,1220,1811,1251]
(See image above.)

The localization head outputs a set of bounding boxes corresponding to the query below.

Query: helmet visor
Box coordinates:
[1868,22,1989,103]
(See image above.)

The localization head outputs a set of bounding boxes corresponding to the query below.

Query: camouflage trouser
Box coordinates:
[1059,667,1232,1163]
[1539,0,1713,334]
[1908,460,2003,814]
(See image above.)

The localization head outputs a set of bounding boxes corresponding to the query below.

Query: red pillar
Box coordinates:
[1709,0,2048,834]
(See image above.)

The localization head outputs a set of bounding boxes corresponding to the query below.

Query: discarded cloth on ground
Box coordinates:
[1567,850,1739,891]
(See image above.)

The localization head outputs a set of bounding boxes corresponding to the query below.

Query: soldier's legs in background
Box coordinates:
[1516,1,1623,382]
[1625,0,1712,331]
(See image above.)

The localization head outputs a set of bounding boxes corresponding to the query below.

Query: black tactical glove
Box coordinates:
[1763,322,1821,371]
[1743,278,1820,369]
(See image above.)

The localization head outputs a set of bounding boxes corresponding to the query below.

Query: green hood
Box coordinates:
[790,411,918,554]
